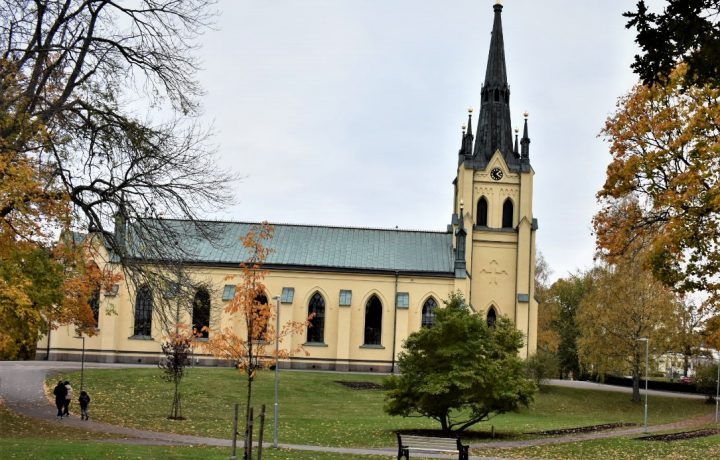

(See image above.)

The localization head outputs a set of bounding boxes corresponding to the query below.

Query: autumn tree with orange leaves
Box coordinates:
[0,59,119,358]
[595,63,720,312]
[201,223,309,455]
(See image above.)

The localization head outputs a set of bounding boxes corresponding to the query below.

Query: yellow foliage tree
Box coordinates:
[577,256,678,402]
[595,63,720,302]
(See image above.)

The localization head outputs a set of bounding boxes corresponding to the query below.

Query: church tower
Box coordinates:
[452,1,537,357]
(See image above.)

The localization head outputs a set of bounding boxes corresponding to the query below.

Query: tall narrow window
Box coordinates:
[421,297,438,328]
[89,289,101,327]
[192,288,211,338]
[307,292,325,343]
[364,295,383,345]
[133,286,153,336]
[477,197,488,227]
[487,306,497,327]
[254,294,269,341]
[502,198,514,229]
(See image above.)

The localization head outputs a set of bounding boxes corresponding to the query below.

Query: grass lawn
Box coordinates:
[0,403,395,460]
[473,429,720,459]
[45,368,714,449]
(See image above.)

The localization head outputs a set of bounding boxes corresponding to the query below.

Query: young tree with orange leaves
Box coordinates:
[201,223,309,456]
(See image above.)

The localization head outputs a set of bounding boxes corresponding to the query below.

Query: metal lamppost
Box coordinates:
[638,337,649,432]
[271,295,281,448]
[75,334,86,392]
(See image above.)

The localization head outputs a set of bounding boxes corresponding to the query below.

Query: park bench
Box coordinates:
[396,433,469,460]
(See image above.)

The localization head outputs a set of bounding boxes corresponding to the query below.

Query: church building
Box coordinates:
[38,2,538,371]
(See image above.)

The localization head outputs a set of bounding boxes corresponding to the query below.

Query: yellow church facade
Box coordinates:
[37,3,538,371]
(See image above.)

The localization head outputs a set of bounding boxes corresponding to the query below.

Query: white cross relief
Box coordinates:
[479,260,508,286]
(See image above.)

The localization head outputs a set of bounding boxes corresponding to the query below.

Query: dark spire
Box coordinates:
[473,1,515,167]
[520,111,530,162]
[513,127,519,156]
[458,108,475,163]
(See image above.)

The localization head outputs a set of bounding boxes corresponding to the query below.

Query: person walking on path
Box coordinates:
[52,381,67,419]
[62,381,73,417]
[78,390,91,420]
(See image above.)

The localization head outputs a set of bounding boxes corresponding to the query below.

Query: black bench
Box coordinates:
[396,433,469,460]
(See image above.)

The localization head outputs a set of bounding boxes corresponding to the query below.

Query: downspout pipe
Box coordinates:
[391,271,399,374]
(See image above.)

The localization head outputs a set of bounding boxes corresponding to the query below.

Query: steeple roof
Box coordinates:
[469,2,523,171]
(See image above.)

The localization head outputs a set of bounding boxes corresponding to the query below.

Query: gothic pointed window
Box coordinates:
[254,294,269,341]
[421,297,438,328]
[364,295,383,345]
[477,197,488,227]
[502,198,514,229]
[487,306,497,327]
[133,285,153,336]
[89,288,101,327]
[307,292,325,343]
[192,288,211,338]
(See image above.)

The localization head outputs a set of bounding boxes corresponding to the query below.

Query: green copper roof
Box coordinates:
[128,219,454,275]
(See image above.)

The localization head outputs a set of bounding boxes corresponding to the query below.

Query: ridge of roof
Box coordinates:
[146,217,451,235]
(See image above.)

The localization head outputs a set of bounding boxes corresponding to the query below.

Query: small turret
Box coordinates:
[520,111,530,163]
[454,200,467,278]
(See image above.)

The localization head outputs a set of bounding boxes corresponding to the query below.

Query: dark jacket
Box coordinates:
[79,393,90,407]
[53,383,67,401]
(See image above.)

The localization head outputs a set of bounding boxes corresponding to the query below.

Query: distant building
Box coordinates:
[38,3,538,371]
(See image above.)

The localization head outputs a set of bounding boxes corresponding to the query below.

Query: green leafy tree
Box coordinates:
[544,272,594,380]
[694,363,720,402]
[383,292,536,433]
[625,0,720,88]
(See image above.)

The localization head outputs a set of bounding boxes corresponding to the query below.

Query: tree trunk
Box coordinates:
[683,353,690,377]
[439,411,450,433]
[244,371,253,460]
[632,351,641,403]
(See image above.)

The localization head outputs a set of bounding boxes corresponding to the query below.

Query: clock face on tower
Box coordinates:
[490,167,504,181]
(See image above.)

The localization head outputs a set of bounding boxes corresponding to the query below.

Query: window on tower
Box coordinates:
[477,197,488,227]
[502,198,514,229]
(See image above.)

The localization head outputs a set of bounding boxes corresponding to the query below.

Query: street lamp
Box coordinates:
[75,333,86,392]
[638,337,649,432]
[271,295,281,448]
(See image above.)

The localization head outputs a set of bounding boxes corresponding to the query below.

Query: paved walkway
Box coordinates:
[0,361,715,460]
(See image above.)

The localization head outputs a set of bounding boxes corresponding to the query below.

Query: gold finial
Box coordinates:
[523,111,529,118]
[495,0,502,5]
[460,199,464,209]
[468,107,473,113]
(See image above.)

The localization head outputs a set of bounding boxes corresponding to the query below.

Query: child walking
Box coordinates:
[79,390,91,420]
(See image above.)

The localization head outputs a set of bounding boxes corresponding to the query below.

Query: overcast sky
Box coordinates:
[194,0,657,282]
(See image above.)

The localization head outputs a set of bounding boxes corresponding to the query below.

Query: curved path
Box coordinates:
[0,361,715,460]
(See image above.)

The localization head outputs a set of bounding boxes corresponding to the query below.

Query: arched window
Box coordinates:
[477,197,488,227]
[421,297,438,328]
[254,294,269,341]
[89,288,101,327]
[502,198,514,229]
[134,286,153,336]
[487,306,497,327]
[307,292,326,343]
[192,288,211,338]
[364,295,383,345]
